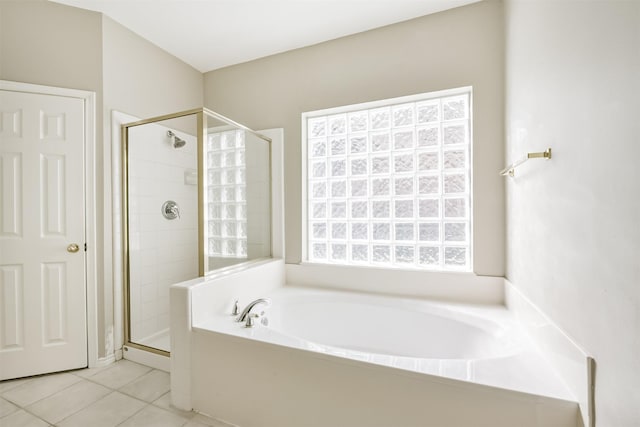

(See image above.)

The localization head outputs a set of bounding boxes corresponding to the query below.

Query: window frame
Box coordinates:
[301,86,473,272]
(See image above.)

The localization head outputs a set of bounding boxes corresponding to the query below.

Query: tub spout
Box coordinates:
[237,298,271,322]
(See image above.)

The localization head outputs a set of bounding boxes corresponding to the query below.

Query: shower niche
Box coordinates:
[122,109,272,355]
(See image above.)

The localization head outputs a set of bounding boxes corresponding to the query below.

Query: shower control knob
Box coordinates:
[161,200,180,220]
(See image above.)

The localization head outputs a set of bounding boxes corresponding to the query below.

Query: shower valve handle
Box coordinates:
[171,206,180,218]
[161,200,180,220]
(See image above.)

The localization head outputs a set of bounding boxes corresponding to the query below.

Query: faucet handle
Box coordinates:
[231,299,239,316]
[245,313,260,328]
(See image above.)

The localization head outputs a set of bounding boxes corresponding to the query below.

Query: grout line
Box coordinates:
[53,390,120,426]
[112,400,151,427]
[81,364,154,391]
[0,402,20,421]
[6,403,56,427]
[1,374,82,408]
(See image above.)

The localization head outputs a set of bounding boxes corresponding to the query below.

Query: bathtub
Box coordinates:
[170,260,580,427]
[266,288,518,361]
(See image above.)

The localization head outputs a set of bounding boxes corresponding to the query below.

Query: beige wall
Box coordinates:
[0,0,203,359]
[0,0,103,95]
[203,1,505,275]
[101,17,203,119]
[505,1,640,425]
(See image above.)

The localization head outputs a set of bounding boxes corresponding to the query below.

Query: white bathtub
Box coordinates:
[171,261,579,427]
[267,288,518,360]
[194,286,571,397]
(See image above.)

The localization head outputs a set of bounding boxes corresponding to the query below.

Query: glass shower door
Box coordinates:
[124,114,199,353]
[122,109,272,355]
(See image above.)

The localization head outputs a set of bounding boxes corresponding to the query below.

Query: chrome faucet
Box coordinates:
[236,298,271,322]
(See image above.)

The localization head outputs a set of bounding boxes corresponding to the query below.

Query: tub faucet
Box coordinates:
[236,298,271,322]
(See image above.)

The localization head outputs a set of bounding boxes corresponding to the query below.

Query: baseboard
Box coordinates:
[92,353,116,368]
[504,279,594,427]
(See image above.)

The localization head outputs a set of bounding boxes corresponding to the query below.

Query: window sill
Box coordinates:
[286,262,504,305]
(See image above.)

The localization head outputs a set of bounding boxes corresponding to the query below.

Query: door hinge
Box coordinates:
[84,243,87,252]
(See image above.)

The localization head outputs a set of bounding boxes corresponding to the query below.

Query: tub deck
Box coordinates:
[170,260,581,427]
[194,286,574,402]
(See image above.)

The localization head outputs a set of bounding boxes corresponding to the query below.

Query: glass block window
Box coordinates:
[304,88,471,270]
[206,130,247,258]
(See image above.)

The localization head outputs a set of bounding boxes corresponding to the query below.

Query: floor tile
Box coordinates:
[182,421,210,427]
[1,372,81,407]
[0,409,51,427]
[119,369,170,402]
[0,396,20,417]
[185,413,237,427]
[118,404,189,427]
[0,359,233,427]
[88,360,152,389]
[71,364,112,379]
[152,392,195,419]
[0,377,34,393]
[26,379,111,424]
[57,391,146,427]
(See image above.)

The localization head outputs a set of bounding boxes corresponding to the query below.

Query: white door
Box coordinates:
[0,89,87,380]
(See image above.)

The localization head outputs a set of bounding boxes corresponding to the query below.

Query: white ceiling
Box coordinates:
[52,0,481,73]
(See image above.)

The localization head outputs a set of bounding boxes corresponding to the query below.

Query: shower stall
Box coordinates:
[121,108,272,357]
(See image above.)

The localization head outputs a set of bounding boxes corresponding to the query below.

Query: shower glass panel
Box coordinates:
[203,115,272,273]
[122,109,272,356]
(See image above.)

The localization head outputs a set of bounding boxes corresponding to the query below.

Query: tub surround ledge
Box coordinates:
[287,263,505,305]
[505,279,593,427]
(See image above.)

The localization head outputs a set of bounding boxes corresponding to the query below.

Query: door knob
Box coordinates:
[67,243,80,253]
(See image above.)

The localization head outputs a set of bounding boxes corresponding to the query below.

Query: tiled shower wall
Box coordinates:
[127,124,198,346]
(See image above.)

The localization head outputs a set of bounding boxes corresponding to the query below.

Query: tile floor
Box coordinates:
[0,360,235,427]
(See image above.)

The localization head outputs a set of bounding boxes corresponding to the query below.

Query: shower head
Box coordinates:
[173,137,186,149]
[167,130,186,149]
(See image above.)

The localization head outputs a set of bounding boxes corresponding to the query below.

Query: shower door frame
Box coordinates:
[121,108,273,356]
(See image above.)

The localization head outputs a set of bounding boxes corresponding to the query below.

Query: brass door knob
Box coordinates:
[67,243,80,253]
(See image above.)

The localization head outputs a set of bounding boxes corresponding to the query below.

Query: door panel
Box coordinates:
[0,265,23,350]
[0,90,87,380]
[1,152,22,237]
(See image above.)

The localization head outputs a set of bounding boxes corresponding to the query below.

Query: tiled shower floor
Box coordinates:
[0,360,234,427]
